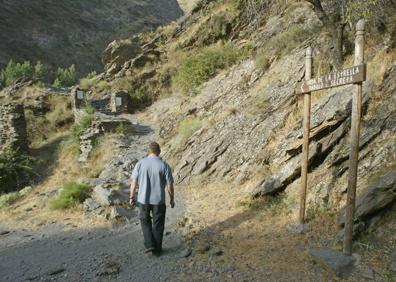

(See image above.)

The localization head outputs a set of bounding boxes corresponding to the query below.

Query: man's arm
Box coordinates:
[166,183,175,208]
[129,179,138,206]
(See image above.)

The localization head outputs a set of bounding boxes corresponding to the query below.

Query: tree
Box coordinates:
[305,0,385,69]
[34,61,48,81]
[53,64,77,87]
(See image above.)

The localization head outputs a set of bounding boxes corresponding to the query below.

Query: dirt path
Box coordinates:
[0,198,184,281]
[0,115,187,282]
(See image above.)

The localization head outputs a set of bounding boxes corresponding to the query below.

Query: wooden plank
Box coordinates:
[343,19,365,256]
[295,64,366,94]
[299,47,312,225]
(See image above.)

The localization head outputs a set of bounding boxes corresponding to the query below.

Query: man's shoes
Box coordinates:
[152,249,162,257]
[144,247,155,253]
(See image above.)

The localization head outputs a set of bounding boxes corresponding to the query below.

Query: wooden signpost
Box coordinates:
[295,19,366,256]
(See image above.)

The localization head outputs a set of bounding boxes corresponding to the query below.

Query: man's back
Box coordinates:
[132,155,173,205]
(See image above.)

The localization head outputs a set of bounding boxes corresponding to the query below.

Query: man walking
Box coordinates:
[130,142,175,256]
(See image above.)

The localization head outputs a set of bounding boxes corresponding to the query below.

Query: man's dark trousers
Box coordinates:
[139,203,166,252]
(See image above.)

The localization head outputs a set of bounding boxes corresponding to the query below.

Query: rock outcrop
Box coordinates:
[78,114,132,162]
[338,169,396,227]
[102,37,142,75]
[0,103,28,152]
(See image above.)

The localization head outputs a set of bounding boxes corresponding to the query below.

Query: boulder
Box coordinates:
[307,248,357,278]
[338,169,396,226]
[109,206,136,221]
[92,186,129,207]
[83,198,101,212]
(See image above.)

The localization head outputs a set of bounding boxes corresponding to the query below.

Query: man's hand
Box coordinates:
[170,199,175,208]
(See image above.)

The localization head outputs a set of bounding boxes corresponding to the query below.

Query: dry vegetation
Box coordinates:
[0,134,118,230]
[177,180,396,280]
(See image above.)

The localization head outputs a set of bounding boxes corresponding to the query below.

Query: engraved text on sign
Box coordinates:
[295,64,366,94]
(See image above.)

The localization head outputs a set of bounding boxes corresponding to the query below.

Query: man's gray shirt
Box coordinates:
[132,155,174,205]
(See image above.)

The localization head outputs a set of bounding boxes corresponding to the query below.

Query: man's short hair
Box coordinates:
[149,142,161,155]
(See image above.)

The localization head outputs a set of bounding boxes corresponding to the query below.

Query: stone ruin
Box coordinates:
[111,91,128,113]
[0,103,28,153]
[71,87,129,118]
[69,87,133,162]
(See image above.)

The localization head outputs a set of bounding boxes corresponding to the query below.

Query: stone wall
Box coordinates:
[0,103,28,152]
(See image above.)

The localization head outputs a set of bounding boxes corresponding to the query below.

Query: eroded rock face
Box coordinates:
[0,103,28,152]
[253,83,372,197]
[338,169,396,226]
[159,37,395,230]
[102,37,142,75]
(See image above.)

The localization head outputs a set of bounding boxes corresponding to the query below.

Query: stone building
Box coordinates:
[0,103,28,152]
[111,91,129,113]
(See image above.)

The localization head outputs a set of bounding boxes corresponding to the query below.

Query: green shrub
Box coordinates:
[71,105,95,142]
[112,77,134,93]
[0,60,34,87]
[96,80,112,91]
[0,147,33,194]
[255,25,315,70]
[174,43,247,95]
[236,195,287,214]
[86,71,97,79]
[50,181,91,209]
[53,64,77,87]
[0,186,32,208]
[34,61,49,81]
[79,71,98,89]
[178,118,202,139]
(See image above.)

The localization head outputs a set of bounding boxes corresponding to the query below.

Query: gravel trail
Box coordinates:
[0,116,186,282]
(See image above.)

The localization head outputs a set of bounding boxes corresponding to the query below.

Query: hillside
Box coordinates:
[0,0,183,75]
[0,0,396,281]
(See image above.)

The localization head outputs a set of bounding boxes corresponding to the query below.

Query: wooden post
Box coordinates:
[299,47,312,225]
[343,19,365,256]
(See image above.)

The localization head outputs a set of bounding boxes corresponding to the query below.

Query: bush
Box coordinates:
[255,25,315,70]
[53,64,77,87]
[79,71,98,89]
[50,181,91,209]
[71,105,95,142]
[178,118,202,139]
[0,186,32,208]
[0,147,33,194]
[173,43,247,95]
[0,60,34,87]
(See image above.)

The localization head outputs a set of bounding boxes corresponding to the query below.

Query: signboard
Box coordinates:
[76,90,84,99]
[115,97,122,107]
[295,64,366,94]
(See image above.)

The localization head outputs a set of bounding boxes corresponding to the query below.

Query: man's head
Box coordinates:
[148,142,161,156]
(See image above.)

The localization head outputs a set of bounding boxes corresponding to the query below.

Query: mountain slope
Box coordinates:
[0,0,183,74]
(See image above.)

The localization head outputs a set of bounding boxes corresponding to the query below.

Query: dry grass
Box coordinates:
[177,178,396,281]
[0,134,118,230]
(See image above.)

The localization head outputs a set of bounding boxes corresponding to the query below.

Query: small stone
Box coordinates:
[0,230,10,235]
[212,248,223,256]
[48,268,65,276]
[391,261,396,273]
[24,207,33,212]
[286,223,307,234]
[361,268,375,280]
[196,244,210,254]
[179,248,192,258]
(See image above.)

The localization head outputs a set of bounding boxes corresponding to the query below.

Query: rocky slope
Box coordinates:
[0,0,183,74]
